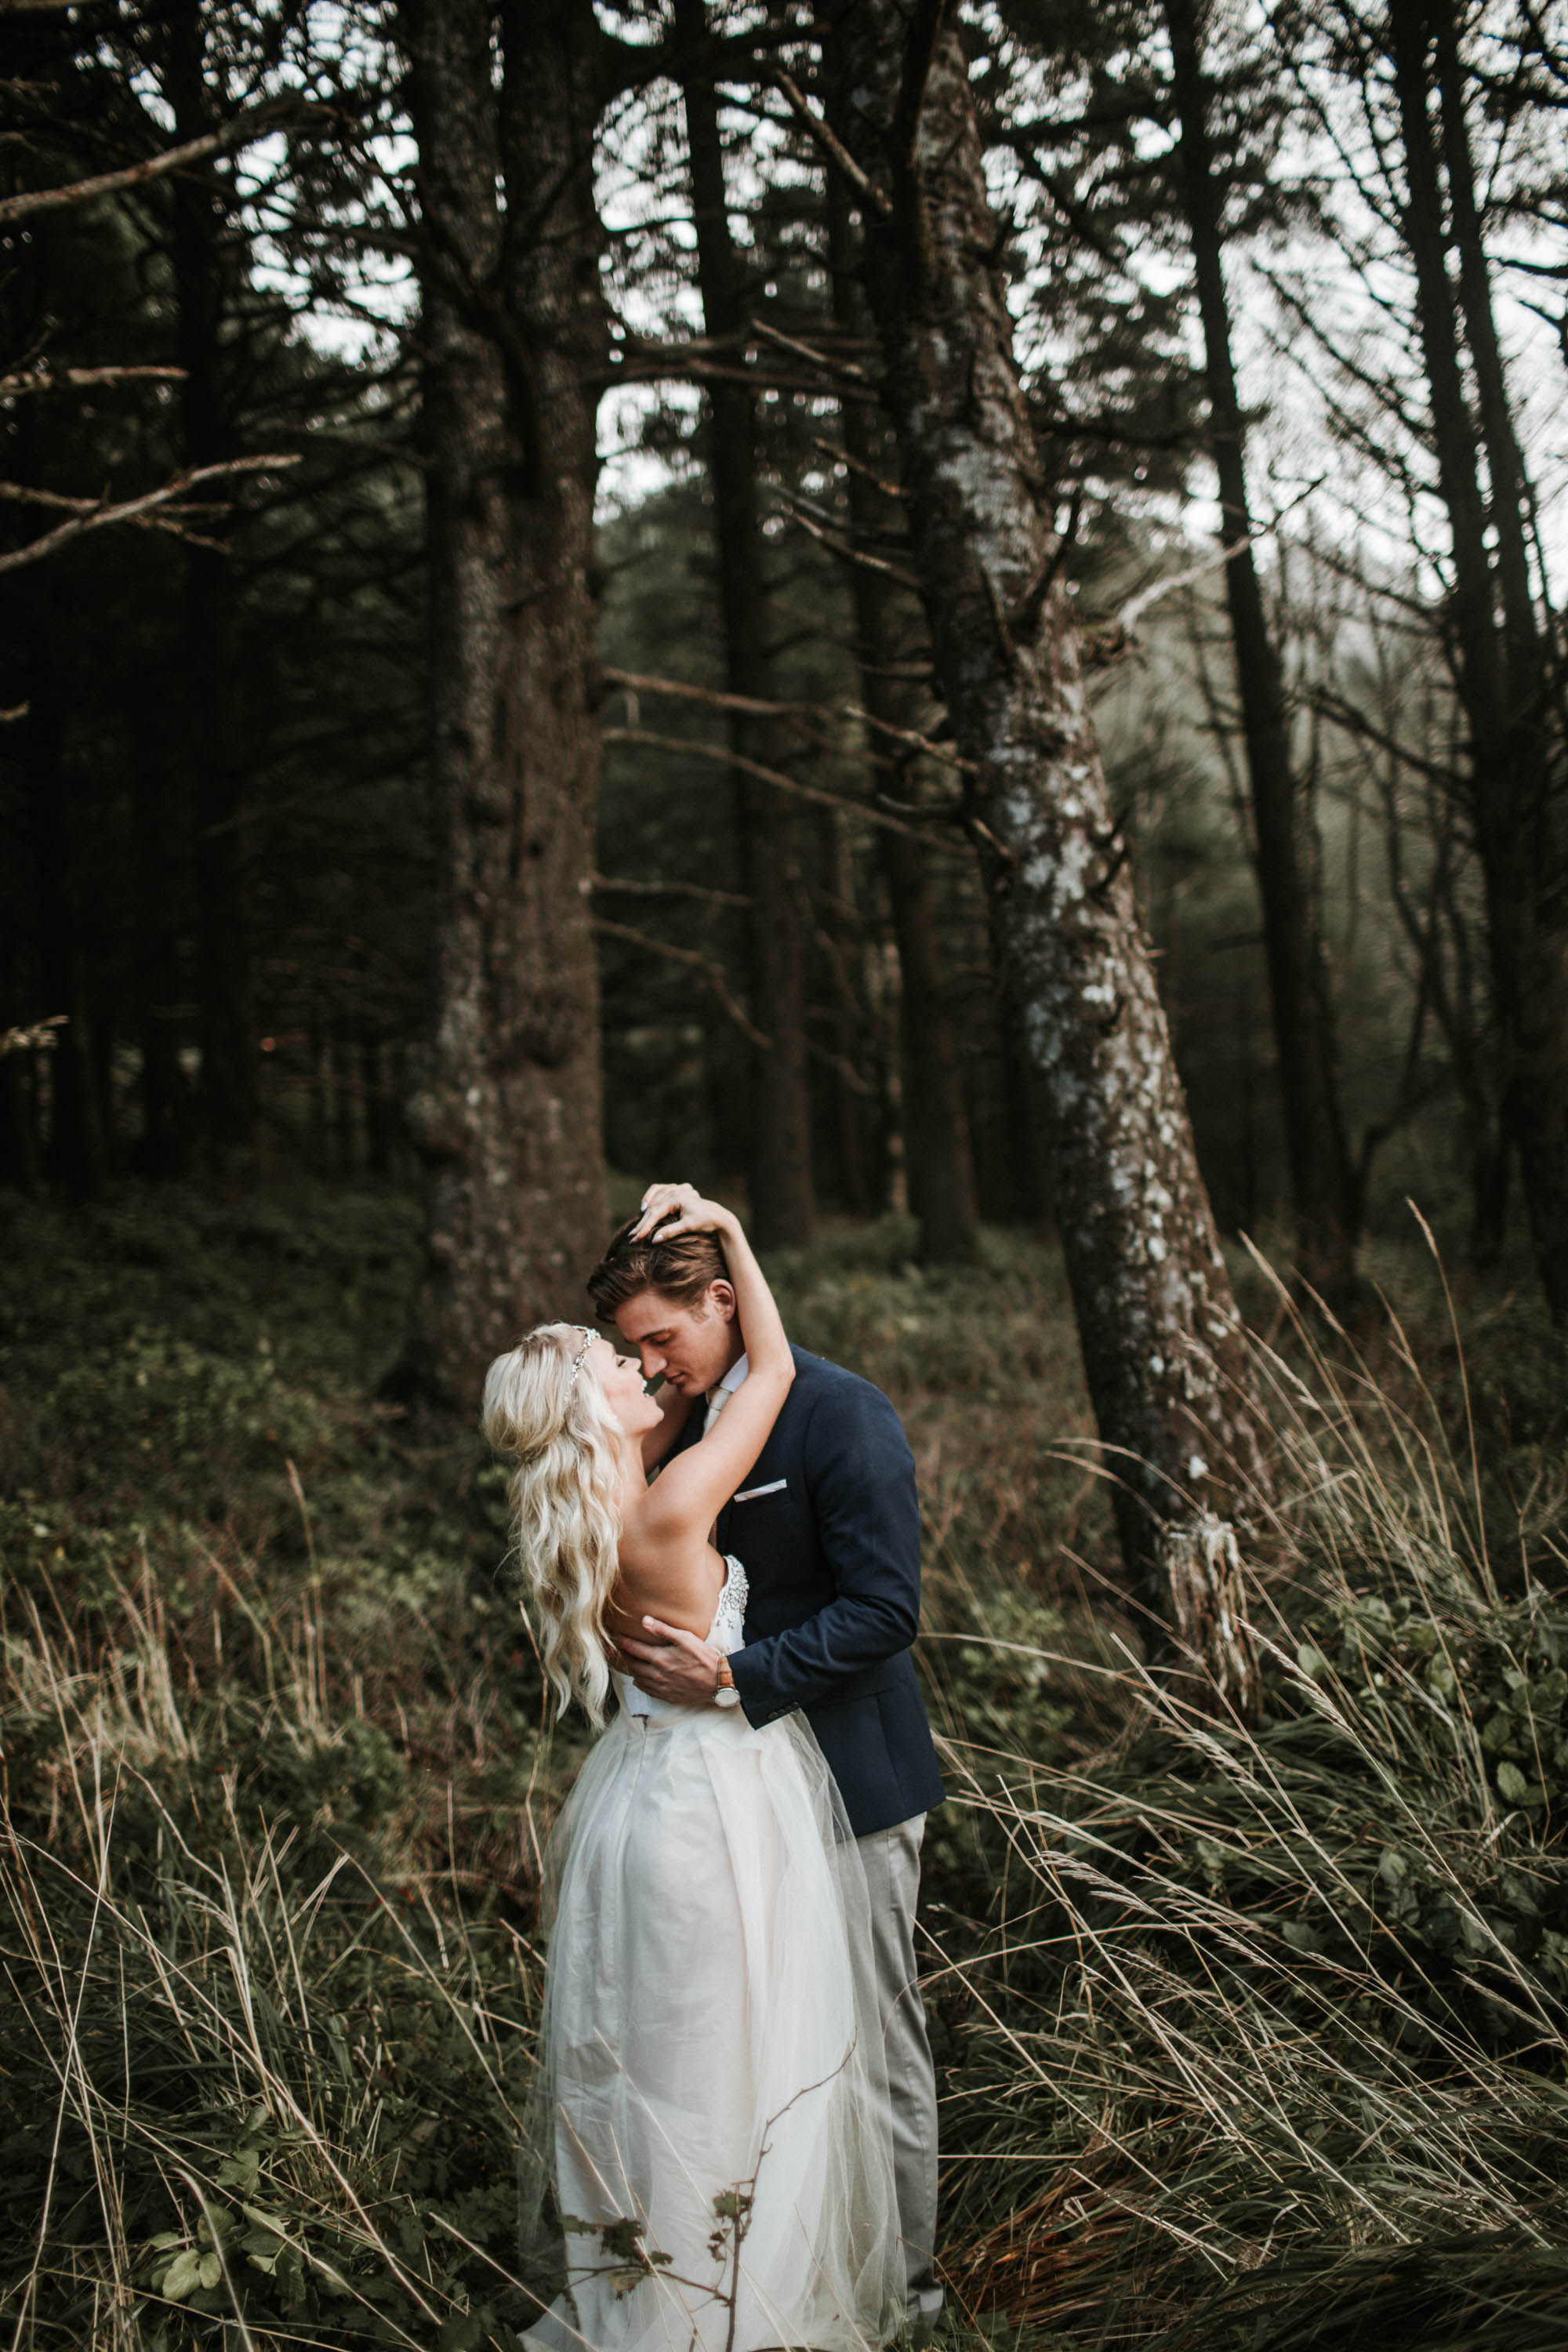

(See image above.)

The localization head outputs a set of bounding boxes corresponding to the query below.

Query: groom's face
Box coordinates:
[612,1282,739,1398]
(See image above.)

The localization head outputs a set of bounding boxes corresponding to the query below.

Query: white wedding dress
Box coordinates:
[519,1558,902,2352]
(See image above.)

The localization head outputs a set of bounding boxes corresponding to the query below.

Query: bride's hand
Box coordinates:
[631,1181,735,1242]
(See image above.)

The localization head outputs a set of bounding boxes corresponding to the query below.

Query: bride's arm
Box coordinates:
[629,1187,793,1542]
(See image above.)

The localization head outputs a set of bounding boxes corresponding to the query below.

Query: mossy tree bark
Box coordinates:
[831,0,1270,1693]
[397,0,608,1403]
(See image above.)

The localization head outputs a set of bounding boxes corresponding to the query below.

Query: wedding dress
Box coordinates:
[519,1558,902,2352]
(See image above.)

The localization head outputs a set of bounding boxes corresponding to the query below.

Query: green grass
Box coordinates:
[2,1180,1566,2348]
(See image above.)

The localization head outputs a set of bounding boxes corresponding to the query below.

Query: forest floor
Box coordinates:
[3,1180,1568,2351]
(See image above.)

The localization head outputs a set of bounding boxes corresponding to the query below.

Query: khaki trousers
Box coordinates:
[857,1813,942,2325]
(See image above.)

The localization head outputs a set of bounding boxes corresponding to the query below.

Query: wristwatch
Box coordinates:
[713,1655,741,1708]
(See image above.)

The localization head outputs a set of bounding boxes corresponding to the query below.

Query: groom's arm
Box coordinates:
[728,1383,920,1726]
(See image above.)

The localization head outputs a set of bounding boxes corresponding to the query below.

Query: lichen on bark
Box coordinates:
[831,0,1272,1698]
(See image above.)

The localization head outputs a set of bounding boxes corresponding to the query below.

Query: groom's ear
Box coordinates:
[706,1279,738,1324]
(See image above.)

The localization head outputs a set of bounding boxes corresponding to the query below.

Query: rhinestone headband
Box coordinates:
[565,1326,595,1392]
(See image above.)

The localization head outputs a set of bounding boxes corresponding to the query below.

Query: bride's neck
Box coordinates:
[615,1433,648,1523]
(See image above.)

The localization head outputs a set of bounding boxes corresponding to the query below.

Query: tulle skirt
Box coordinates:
[517,1700,903,2352]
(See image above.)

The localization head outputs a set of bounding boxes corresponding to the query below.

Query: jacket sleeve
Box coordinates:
[728,1380,920,1726]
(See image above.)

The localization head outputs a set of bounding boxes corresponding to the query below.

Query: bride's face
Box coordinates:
[586,1336,662,1438]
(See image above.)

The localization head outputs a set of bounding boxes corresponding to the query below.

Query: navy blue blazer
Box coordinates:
[677,1344,945,1838]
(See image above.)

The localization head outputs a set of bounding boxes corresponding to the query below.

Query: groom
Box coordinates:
[586,1191,946,2333]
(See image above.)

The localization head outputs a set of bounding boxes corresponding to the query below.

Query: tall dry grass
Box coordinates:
[930,1243,1568,2349]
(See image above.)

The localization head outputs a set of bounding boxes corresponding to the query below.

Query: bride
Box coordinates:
[482,1189,902,2352]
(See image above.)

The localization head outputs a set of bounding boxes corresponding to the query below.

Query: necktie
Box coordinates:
[704,1384,732,1429]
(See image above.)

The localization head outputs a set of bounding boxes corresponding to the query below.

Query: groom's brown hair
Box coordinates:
[586,1212,729,1321]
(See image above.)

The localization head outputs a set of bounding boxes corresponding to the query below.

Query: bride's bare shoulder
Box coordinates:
[609,1534,724,1643]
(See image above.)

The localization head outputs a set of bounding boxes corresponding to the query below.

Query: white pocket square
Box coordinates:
[733,1479,787,1502]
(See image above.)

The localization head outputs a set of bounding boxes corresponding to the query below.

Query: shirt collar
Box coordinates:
[711,1352,749,1401]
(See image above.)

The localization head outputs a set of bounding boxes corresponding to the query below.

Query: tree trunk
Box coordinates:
[1165,0,1358,1302]
[30,626,104,1196]
[825,164,982,1265]
[0,874,43,1192]
[0,333,42,1195]
[363,1035,397,1178]
[1388,0,1568,1320]
[395,0,608,1403]
[1431,0,1568,1316]
[166,0,255,1171]
[832,1,1270,1691]
[814,808,884,1217]
[130,684,191,1176]
[675,0,815,1246]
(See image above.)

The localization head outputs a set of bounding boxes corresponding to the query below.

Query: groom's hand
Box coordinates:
[617,1617,725,1705]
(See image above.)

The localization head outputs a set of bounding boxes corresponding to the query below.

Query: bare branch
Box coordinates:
[845,705,974,773]
[0,101,314,227]
[590,872,751,909]
[601,666,791,723]
[601,664,974,775]
[0,1014,65,1058]
[808,434,908,500]
[769,69,892,216]
[593,920,770,1047]
[1308,684,1464,793]
[1113,481,1323,636]
[602,724,964,847]
[609,344,879,402]
[1117,537,1256,634]
[0,454,299,574]
[776,495,926,593]
[0,365,185,398]
[747,317,874,386]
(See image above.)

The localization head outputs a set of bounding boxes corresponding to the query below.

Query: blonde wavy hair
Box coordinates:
[481,1323,624,1725]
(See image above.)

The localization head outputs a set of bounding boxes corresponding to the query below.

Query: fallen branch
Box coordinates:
[0,454,299,575]
[592,920,769,1048]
